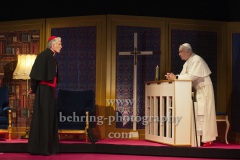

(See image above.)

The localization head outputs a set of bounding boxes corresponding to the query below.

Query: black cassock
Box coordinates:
[27,48,60,155]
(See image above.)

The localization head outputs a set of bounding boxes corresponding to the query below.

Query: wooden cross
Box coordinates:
[119,32,153,134]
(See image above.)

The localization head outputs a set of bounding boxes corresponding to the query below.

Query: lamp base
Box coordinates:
[21,130,29,139]
[21,134,29,139]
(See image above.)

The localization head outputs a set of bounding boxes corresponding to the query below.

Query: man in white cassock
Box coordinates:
[165,43,218,147]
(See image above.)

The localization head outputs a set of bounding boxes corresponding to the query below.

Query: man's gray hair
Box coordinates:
[47,37,61,49]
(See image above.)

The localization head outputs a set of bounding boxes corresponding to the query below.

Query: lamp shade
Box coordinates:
[13,54,37,80]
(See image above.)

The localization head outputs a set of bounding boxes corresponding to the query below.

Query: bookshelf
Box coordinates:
[0,31,39,135]
[0,18,45,139]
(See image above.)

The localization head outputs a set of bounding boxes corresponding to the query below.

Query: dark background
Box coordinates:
[0,1,239,22]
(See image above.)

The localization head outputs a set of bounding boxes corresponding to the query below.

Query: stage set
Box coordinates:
[1,18,240,160]
[0,138,239,159]
[0,78,238,159]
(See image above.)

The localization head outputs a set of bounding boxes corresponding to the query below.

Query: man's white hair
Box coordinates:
[181,43,192,53]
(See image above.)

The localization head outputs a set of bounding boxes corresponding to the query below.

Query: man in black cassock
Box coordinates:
[27,36,62,155]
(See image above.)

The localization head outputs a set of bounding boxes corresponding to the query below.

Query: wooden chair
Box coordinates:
[216,112,230,144]
[56,89,95,142]
[0,86,12,140]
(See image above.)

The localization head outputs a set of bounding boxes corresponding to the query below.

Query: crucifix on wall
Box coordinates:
[119,32,153,139]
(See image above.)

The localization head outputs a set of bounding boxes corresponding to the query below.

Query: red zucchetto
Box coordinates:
[48,36,57,42]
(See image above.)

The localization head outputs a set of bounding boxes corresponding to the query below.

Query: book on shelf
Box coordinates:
[21,95,26,109]
[31,34,39,39]
[17,117,26,127]
[0,41,6,54]
[16,47,20,54]
[21,108,28,117]
[13,36,17,42]
[15,85,20,99]
[22,33,31,42]
[6,47,14,54]
[0,35,5,39]
[21,81,27,95]
[0,61,4,72]
[9,97,15,108]
[30,41,39,54]
[22,43,30,54]
[1,56,16,61]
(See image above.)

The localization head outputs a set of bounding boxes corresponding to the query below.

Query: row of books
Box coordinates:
[0,34,39,41]
[3,43,31,55]
[10,96,35,128]
[0,38,39,55]
[8,81,27,98]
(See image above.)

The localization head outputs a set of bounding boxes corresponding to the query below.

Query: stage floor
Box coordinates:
[0,138,239,159]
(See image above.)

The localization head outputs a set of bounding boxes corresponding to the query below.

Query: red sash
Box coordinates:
[39,76,57,87]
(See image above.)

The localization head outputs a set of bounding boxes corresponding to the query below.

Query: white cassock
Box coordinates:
[178,53,218,143]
